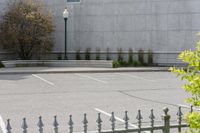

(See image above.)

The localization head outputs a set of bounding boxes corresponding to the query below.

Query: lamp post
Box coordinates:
[63,8,69,60]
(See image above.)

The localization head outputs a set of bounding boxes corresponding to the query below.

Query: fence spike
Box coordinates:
[6,119,12,133]
[21,118,28,133]
[190,105,193,113]
[68,115,74,133]
[149,109,155,127]
[177,107,183,132]
[149,109,155,133]
[96,113,102,132]
[53,116,59,133]
[136,110,143,128]
[163,107,169,115]
[110,112,116,131]
[177,107,183,121]
[37,116,44,133]
[82,113,88,133]
[123,111,129,130]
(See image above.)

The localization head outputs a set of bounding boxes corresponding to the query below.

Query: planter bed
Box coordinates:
[2,60,113,68]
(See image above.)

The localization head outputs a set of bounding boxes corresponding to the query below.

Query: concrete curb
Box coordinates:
[0,67,170,75]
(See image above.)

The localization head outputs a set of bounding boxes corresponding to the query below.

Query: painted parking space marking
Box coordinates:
[32,74,55,86]
[116,73,156,82]
[0,115,6,133]
[74,74,108,84]
[94,108,150,133]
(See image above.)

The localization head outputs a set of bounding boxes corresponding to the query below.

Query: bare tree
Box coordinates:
[0,0,54,60]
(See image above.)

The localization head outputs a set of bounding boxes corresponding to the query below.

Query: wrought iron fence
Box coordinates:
[5,106,191,133]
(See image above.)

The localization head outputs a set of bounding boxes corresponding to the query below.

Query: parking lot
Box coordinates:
[0,72,190,133]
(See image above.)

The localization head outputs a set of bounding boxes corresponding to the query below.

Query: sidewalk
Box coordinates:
[0,67,170,74]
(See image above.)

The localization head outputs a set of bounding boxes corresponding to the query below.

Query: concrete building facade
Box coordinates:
[1,0,200,64]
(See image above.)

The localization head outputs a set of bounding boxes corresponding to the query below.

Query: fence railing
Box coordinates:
[5,106,191,133]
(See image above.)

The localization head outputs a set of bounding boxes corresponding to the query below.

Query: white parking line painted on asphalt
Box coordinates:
[179,104,200,111]
[74,74,108,84]
[0,115,6,133]
[116,73,156,82]
[94,108,150,133]
[32,74,55,86]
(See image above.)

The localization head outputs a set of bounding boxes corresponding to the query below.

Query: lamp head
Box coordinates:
[63,7,69,19]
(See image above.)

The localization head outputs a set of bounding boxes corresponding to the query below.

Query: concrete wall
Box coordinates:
[1,0,200,64]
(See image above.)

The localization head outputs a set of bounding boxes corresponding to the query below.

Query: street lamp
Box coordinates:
[63,7,69,60]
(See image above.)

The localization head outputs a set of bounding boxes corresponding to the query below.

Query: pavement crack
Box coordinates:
[123,88,178,92]
[118,90,179,107]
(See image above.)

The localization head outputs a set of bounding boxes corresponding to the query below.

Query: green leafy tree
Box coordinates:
[170,37,200,132]
[0,0,54,60]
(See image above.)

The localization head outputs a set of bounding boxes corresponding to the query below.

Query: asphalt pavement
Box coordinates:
[0,69,191,133]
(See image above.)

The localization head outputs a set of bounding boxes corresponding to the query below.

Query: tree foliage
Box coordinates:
[170,36,200,132]
[0,0,54,59]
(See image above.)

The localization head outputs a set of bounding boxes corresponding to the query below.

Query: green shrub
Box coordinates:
[57,53,62,60]
[95,48,100,60]
[170,38,200,132]
[113,61,120,68]
[112,48,153,68]
[147,49,153,65]
[106,48,111,60]
[133,60,141,67]
[117,48,124,62]
[113,60,143,68]
[138,49,144,65]
[85,48,91,60]
[128,48,134,63]
[119,60,128,67]
[0,61,4,68]
[76,49,81,60]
